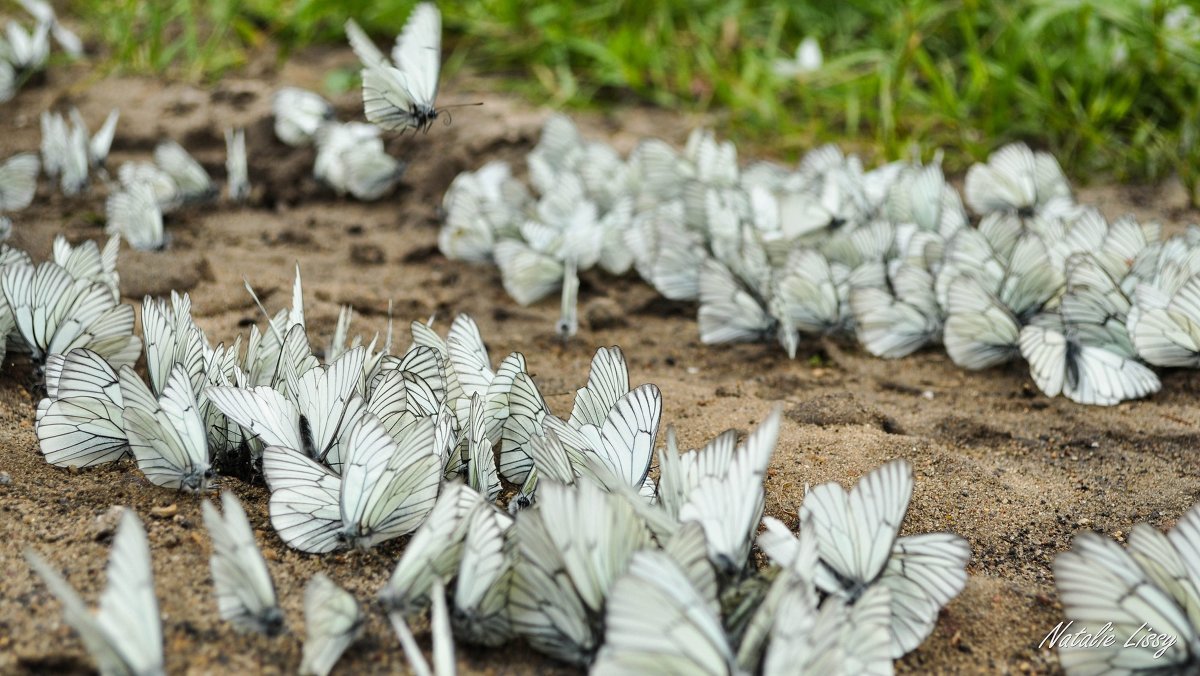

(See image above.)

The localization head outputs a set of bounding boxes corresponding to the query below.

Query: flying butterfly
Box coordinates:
[346,4,450,133]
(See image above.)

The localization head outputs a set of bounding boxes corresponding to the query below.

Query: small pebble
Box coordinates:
[0,471,11,485]
[92,506,125,541]
[151,504,178,519]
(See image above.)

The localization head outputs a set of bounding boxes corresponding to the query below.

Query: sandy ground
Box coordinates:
[1,47,1199,675]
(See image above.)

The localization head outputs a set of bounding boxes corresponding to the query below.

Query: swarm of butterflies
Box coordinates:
[4,223,971,673]
[438,114,1200,407]
[7,2,1199,674]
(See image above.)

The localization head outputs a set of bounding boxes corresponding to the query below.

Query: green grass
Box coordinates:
[66,0,1200,201]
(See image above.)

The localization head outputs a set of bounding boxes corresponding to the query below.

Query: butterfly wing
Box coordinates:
[201,492,282,635]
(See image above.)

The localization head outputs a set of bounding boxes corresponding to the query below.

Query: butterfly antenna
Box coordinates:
[242,275,285,343]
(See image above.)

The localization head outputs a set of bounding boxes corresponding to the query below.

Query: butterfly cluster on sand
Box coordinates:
[9,229,978,673]
[441,116,1200,407]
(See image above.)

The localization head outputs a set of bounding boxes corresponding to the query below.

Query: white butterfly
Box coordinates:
[508,479,653,665]
[272,87,334,147]
[380,482,482,617]
[492,238,564,306]
[42,109,90,196]
[797,459,970,657]
[106,182,165,250]
[119,364,212,492]
[1053,502,1200,673]
[885,161,967,237]
[392,579,457,676]
[673,407,781,574]
[1020,308,1161,407]
[261,412,442,553]
[592,550,738,675]
[206,346,367,472]
[0,152,40,211]
[497,371,548,485]
[1130,272,1200,368]
[850,261,942,359]
[201,491,284,635]
[25,509,164,676]
[300,573,363,676]
[963,142,1072,216]
[541,378,662,499]
[770,248,851,355]
[439,161,528,262]
[698,257,775,345]
[141,291,208,397]
[941,272,1023,370]
[2,20,50,71]
[154,139,215,202]
[118,161,182,213]
[17,0,83,57]
[68,107,120,171]
[36,347,128,468]
[51,234,122,300]
[224,127,250,202]
[313,121,405,201]
[465,394,501,500]
[1,253,141,369]
[772,36,823,77]
[453,502,516,646]
[347,3,444,133]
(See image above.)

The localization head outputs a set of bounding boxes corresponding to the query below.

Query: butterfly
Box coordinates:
[35,347,128,468]
[25,509,164,676]
[672,407,781,575]
[2,20,50,71]
[261,412,442,553]
[1053,502,1200,673]
[313,121,405,201]
[154,139,215,202]
[70,107,120,170]
[206,345,367,473]
[1,248,141,370]
[963,142,1073,217]
[272,87,335,147]
[795,459,971,657]
[119,364,213,492]
[201,491,284,635]
[508,478,653,665]
[300,573,363,676]
[452,502,516,646]
[0,152,40,212]
[592,550,739,675]
[849,261,942,360]
[118,161,182,213]
[379,482,483,618]
[225,127,250,202]
[18,0,83,57]
[106,182,165,250]
[392,579,457,676]
[465,394,501,500]
[346,4,444,133]
[40,109,90,195]
[1129,271,1200,368]
[698,257,775,346]
[540,353,661,498]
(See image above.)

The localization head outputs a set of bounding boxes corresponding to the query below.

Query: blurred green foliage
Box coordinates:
[67,0,1200,198]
